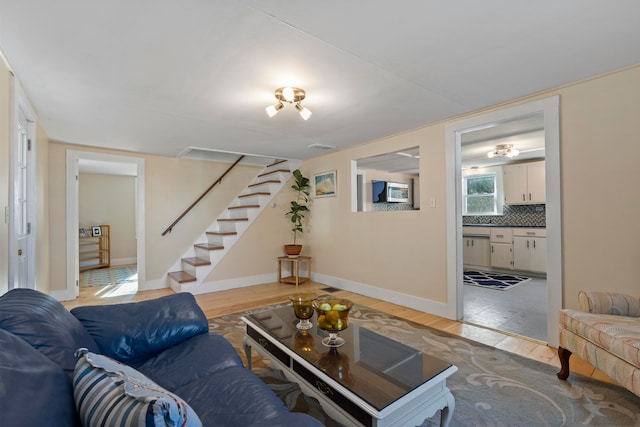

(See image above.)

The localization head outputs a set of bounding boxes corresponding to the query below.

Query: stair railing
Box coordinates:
[162,155,245,236]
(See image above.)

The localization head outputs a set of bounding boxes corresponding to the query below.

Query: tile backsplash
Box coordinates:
[463,204,546,227]
[372,202,415,212]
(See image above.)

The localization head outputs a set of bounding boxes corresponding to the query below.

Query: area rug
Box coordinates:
[464,270,531,290]
[209,303,640,426]
[80,265,137,287]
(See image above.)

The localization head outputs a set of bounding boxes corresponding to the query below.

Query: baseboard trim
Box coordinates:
[312,273,453,319]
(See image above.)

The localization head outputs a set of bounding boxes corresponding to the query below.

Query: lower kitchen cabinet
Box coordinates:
[490,228,513,269]
[491,242,513,269]
[513,236,547,273]
[463,237,490,267]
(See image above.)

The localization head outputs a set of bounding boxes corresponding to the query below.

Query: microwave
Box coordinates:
[372,180,409,203]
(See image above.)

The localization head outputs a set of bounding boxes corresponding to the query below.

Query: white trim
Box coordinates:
[62,150,145,301]
[164,273,277,294]
[445,96,562,347]
[8,77,37,290]
[312,273,451,318]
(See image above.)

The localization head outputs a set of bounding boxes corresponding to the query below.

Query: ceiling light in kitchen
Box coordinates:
[487,144,520,158]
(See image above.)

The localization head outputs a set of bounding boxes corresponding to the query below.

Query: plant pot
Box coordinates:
[284,244,302,258]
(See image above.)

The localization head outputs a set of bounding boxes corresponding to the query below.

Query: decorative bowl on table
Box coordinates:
[288,293,317,330]
[313,297,354,347]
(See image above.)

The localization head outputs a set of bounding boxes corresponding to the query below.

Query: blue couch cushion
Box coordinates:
[135,333,243,390]
[0,329,80,426]
[173,365,322,427]
[73,348,202,427]
[0,288,99,375]
[71,292,208,365]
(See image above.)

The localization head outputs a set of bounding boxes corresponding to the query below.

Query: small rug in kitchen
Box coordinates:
[464,270,530,290]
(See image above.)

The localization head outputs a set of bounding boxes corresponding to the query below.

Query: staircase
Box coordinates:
[167,159,299,293]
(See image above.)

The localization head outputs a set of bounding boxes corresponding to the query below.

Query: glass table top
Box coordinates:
[245,304,453,411]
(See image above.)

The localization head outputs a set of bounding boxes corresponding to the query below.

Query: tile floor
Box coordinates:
[463,276,548,342]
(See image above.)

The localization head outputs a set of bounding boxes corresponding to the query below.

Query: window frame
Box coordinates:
[462,166,504,216]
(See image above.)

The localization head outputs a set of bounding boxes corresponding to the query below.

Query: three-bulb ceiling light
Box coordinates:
[487,144,520,158]
[265,87,312,120]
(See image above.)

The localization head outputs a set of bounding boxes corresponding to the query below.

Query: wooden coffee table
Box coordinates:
[242,305,457,427]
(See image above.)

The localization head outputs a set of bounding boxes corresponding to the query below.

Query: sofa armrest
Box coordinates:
[578,291,640,316]
[71,293,208,365]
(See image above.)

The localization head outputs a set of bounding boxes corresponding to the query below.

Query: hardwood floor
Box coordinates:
[63,281,615,385]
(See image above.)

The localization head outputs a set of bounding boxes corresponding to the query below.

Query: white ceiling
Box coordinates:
[1,1,639,162]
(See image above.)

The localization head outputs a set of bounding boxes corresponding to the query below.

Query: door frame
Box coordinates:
[59,150,145,300]
[445,95,562,346]
[8,78,36,289]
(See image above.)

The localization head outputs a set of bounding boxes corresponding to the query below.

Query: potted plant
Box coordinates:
[284,169,310,257]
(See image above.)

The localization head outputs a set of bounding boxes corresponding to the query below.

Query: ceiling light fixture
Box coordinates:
[487,144,520,158]
[265,87,312,120]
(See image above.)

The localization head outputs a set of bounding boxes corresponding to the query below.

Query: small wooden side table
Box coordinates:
[278,256,311,287]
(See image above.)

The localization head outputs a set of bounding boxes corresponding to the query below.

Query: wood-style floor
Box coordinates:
[62,281,615,385]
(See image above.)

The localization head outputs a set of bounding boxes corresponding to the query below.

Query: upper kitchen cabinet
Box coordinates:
[503,161,545,205]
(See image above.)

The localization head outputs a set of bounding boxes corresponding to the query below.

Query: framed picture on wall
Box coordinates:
[92,226,102,237]
[313,170,337,198]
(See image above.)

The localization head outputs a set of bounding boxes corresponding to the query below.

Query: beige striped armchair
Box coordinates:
[558,291,640,397]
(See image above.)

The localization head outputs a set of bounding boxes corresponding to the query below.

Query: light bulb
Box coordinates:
[265,102,283,118]
[282,87,295,102]
[295,103,312,120]
[487,151,495,158]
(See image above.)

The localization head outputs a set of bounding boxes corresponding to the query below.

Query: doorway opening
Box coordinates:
[65,150,145,301]
[445,96,562,347]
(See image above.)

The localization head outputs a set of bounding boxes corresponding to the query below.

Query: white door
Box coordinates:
[9,84,36,289]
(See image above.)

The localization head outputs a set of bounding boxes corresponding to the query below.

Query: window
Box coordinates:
[462,167,503,215]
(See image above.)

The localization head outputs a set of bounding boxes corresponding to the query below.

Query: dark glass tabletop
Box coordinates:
[245,305,453,411]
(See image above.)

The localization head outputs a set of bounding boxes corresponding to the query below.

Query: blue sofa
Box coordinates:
[0,288,323,427]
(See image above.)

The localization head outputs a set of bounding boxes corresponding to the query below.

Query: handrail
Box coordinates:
[162,155,245,236]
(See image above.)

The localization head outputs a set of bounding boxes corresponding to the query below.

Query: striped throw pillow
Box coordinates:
[73,348,202,427]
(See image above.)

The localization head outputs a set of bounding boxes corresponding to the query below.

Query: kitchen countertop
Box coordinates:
[463,224,546,228]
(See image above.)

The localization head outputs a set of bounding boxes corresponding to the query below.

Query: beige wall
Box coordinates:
[300,126,450,303]
[295,65,640,311]
[79,174,136,264]
[47,142,261,292]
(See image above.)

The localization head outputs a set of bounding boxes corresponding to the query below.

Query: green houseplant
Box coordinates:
[284,169,310,257]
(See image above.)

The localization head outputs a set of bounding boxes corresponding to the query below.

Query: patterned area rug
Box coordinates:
[209,304,640,426]
[80,265,137,287]
[464,270,531,290]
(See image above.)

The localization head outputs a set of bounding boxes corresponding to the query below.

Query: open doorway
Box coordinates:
[460,112,547,341]
[65,150,145,301]
[445,96,562,347]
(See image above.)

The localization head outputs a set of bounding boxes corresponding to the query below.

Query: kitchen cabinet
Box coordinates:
[490,228,513,269]
[463,227,491,268]
[503,161,545,204]
[463,237,490,267]
[513,228,547,273]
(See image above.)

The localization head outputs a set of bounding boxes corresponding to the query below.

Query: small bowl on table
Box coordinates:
[313,297,354,347]
[288,293,317,330]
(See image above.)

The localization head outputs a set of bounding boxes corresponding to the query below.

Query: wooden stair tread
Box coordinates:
[182,257,211,266]
[228,205,259,210]
[266,159,287,168]
[194,243,225,250]
[206,231,238,236]
[239,192,270,198]
[217,218,248,222]
[249,180,280,187]
[258,169,289,178]
[168,271,196,283]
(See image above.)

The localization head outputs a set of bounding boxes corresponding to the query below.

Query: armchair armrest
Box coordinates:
[578,291,640,317]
